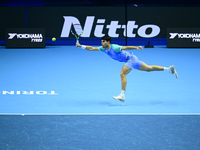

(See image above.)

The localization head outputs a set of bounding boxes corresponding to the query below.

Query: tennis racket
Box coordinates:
[71,24,84,45]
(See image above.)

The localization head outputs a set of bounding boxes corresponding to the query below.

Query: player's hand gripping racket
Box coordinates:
[70,24,84,45]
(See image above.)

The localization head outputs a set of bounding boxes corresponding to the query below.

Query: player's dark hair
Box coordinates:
[101,36,111,43]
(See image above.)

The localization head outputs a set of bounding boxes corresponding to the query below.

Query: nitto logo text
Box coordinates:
[61,16,161,38]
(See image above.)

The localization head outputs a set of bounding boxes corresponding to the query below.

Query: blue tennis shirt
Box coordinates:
[98,44,133,62]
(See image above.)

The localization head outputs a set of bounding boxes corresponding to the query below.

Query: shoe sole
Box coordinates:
[171,65,178,78]
[113,97,125,102]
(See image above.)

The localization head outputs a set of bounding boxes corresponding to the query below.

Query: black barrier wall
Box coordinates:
[0,7,25,39]
[1,6,200,46]
[27,7,126,38]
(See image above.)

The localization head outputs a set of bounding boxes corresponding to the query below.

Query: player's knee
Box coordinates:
[146,66,153,72]
[120,72,126,78]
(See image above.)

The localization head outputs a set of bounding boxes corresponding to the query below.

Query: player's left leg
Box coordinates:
[138,62,164,71]
[139,62,178,78]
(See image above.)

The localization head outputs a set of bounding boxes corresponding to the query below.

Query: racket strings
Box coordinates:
[73,24,83,35]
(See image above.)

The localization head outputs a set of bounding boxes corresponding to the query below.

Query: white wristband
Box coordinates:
[81,45,86,49]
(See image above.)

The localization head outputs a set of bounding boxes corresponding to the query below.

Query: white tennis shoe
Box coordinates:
[113,94,125,102]
[169,65,178,78]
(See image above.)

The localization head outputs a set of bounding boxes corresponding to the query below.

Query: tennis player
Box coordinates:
[76,36,178,102]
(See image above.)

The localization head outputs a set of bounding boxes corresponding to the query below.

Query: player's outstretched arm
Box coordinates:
[121,46,143,51]
[76,43,99,51]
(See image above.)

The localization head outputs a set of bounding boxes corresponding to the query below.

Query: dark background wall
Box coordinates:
[1,0,200,46]
[1,0,200,6]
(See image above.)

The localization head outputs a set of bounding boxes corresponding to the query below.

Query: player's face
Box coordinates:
[101,40,109,48]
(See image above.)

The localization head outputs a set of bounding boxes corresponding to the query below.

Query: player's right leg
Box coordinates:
[113,65,131,102]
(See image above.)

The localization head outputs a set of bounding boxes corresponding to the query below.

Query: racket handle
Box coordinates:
[76,40,79,45]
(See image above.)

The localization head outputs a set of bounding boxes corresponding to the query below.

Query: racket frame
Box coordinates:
[70,24,84,45]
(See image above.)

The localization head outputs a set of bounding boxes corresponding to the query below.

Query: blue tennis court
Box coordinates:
[0,115,199,150]
[0,45,200,114]
[0,45,200,150]
[1,0,200,149]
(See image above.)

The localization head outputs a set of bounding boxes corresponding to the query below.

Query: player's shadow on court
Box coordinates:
[99,101,129,107]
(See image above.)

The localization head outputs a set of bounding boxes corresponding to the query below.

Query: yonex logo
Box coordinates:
[61,16,161,38]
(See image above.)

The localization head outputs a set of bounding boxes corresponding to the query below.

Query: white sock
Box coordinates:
[164,67,171,73]
[121,90,125,96]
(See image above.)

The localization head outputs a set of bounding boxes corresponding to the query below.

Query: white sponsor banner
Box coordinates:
[61,16,161,38]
